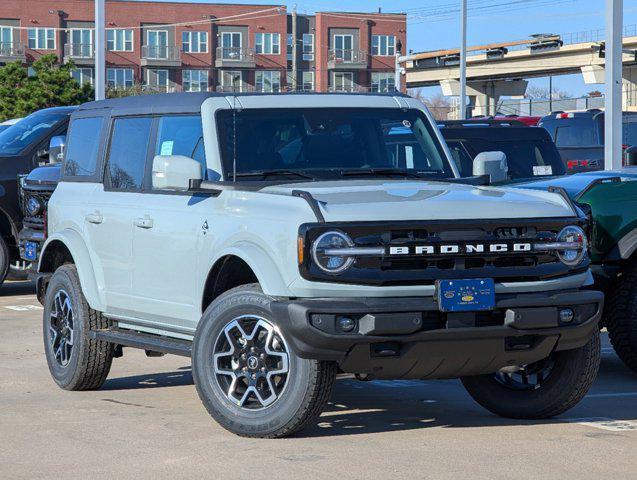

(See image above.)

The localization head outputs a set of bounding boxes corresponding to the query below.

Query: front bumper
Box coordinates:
[270,289,603,380]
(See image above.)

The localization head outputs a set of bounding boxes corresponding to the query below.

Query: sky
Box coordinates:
[138,0,637,98]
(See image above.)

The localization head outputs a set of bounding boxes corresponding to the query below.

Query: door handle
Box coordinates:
[85,212,103,224]
[134,216,154,229]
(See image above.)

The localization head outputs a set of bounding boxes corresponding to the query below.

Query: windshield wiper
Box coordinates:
[340,168,432,178]
[231,170,317,181]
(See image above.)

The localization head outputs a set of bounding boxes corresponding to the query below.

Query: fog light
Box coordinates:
[338,317,356,332]
[559,308,575,324]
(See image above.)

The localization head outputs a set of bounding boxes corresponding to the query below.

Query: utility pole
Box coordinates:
[605,0,623,170]
[395,40,402,92]
[459,0,468,119]
[291,4,298,91]
[95,0,106,100]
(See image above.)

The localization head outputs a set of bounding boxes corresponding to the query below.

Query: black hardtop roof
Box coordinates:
[440,123,554,141]
[78,91,411,113]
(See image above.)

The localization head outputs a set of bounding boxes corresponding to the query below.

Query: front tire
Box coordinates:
[43,264,115,390]
[192,284,337,438]
[461,330,600,419]
[606,266,637,373]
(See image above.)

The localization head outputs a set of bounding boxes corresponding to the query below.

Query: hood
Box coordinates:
[513,168,637,198]
[262,179,576,222]
[25,163,62,186]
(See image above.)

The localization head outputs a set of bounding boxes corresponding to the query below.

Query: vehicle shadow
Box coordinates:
[98,351,637,438]
[0,280,36,297]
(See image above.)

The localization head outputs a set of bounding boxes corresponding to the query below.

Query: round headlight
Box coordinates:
[25,196,43,217]
[556,225,587,266]
[311,231,355,274]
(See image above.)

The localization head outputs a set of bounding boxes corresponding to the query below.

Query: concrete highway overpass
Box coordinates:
[401,30,637,116]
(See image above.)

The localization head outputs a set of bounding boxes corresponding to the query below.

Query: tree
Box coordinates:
[524,85,572,100]
[0,54,93,122]
[410,89,452,120]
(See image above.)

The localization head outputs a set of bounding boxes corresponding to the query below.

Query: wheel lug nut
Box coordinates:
[261,367,266,372]
[241,353,247,360]
[251,373,256,379]
[242,367,248,372]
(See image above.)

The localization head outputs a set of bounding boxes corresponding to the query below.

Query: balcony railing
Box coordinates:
[0,42,26,59]
[141,45,181,65]
[215,47,256,68]
[64,43,94,59]
[216,84,255,93]
[327,49,368,69]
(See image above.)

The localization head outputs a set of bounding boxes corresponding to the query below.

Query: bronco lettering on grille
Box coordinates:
[388,243,533,255]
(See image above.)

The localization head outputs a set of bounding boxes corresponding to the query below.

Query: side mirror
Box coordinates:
[152,155,202,191]
[624,145,637,167]
[473,151,508,184]
[48,135,66,164]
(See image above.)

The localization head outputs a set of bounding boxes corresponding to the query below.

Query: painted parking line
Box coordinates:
[565,417,637,432]
[3,305,43,311]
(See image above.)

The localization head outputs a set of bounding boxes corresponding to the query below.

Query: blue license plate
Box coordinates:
[24,241,38,261]
[436,278,495,312]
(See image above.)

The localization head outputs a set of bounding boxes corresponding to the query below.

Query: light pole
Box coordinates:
[95,0,106,100]
[605,0,623,170]
[459,0,467,119]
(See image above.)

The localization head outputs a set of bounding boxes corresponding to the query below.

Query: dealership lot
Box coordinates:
[0,280,635,479]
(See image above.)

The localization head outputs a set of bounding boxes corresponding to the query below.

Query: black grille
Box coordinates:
[300,218,589,286]
[20,189,52,229]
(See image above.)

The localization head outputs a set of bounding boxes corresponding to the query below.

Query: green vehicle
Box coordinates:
[438,120,637,371]
[518,170,637,371]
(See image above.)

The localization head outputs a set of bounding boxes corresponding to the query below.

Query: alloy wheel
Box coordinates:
[212,315,290,410]
[49,290,75,367]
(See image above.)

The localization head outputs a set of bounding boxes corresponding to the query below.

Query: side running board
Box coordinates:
[89,328,192,357]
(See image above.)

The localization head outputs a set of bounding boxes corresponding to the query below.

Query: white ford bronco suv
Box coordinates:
[38,93,603,438]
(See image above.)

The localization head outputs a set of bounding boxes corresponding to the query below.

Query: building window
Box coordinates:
[220,70,243,92]
[182,70,208,92]
[146,69,169,91]
[333,34,354,61]
[255,33,280,55]
[371,72,395,92]
[302,34,314,61]
[372,35,396,56]
[287,34,293,61]
[182,31,208,53]
[28,27,55,50]
[71,68,94,85]
[107,68,134,88]
[332,72,354,92]
[146,30,169,59]
[0,26,14,47]
[220,32,242,59]
[68,29,93,58]
[302,71,314,91]
[107,29,133,51]
[255,70,281,92]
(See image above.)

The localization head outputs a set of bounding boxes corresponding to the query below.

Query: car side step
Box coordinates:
[89,328,192,357]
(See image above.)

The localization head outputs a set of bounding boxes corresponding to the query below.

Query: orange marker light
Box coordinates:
[297,236,304,265]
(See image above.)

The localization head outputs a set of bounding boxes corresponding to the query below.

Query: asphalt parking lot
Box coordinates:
[1,280,636,479]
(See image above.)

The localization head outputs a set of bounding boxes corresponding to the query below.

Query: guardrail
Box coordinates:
[327,49,367,65]
[141,45,181,61]
[215,47,255,62]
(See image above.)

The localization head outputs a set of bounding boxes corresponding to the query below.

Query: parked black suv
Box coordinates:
[0,107,75,286]
[439,119,566,180]
[538,110,637,173]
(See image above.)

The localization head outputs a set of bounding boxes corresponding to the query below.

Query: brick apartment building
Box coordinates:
[0,0,407,93]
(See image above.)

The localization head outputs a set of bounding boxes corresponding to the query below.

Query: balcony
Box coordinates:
[327,49,368,70]
[215,47,256,68]
[64,43,94,65]
[141,45,181,67]
[0,42,26,63]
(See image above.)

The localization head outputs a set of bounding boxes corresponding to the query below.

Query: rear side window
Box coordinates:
[154,115,206,176]
[106,117,152,190]
[64,117,104,177]
[541,118,599,147]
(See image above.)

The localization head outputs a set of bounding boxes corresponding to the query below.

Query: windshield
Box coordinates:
[0,111,67,156]
[448,138,566,179]
[216,108,454,180]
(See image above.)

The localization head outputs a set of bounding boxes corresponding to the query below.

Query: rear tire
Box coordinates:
[43,264,115,390]
[461,330,600,419]
[0,237,9,287]
[192,284,337,438]
[606,266,637,373]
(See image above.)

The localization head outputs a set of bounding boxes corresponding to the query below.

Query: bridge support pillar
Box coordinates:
[440,79,528,117]
[582,65,637,111]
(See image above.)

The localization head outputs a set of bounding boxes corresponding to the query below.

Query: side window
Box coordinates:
[155,115,205,177]
[64,117,104,177]
[106,117,153,190]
